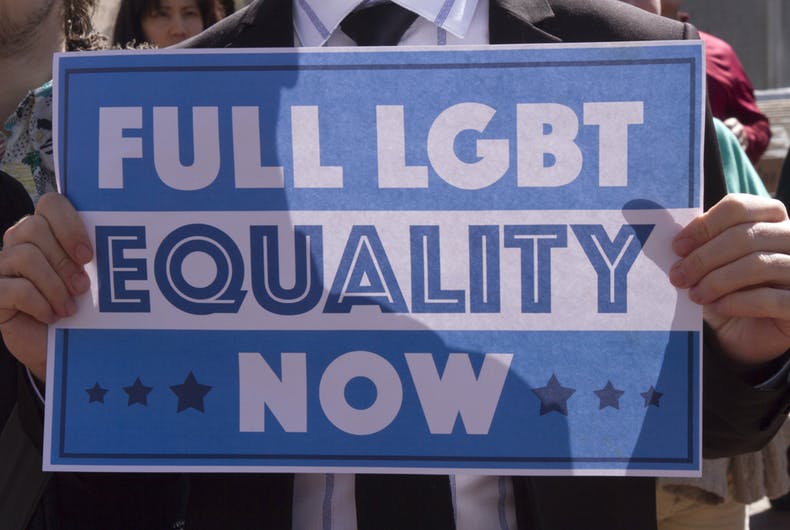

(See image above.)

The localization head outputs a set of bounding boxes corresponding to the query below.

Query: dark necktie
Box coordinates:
[340,2,419,46]
[341,4,455,528]
[340,3,455,530]
[355,474,455,529]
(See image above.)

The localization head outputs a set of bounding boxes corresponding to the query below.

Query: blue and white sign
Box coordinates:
[45,42,704,475]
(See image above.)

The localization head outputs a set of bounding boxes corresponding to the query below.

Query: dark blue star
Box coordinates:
[532,374,576,416]
[85,382,108,404]
[170,372,212,413]
[641,386,663,407]
[123,377,152,406]
[594,381,625,410]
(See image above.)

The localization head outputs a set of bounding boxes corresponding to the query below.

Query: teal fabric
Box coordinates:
[714,118,770,197]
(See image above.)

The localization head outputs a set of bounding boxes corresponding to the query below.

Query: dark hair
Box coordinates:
[63,0,107,51]
[112,0,218,47]
[218,0,236,16]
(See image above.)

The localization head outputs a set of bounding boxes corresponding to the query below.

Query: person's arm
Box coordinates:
[708,39,771,163]
[666,24,790,458]
[702,326,790,457]
[0,171,53,529]
[724,100,771,164]
[672,189,790,456]
[0,171,34,424]
[0,192,91,383]
[0,170,35,426]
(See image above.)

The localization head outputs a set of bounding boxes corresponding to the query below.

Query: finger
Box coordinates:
[670,220,790,288]
[0,243,77,318]
[686,251,790,305]
[4,206,91,297]
[0,312,48,381]
[724,117,742,132]
[0,276,58,326]
[728,122,745,139]
[35,193,93,265]
[673,194,787,257]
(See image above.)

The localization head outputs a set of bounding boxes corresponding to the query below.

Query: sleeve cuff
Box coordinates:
[755,351,790,391]
[25,367,45,404]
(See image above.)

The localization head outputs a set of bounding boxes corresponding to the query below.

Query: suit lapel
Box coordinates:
[490,0,561,44]
[224,0,293,47]
[178,0,294,48]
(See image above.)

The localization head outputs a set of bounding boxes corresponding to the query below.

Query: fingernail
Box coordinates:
[71,272,90,293]
[75,244,92,264]
[673,237,695,257]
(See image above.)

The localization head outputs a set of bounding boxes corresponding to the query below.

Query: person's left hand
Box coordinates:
[670,193,790,367]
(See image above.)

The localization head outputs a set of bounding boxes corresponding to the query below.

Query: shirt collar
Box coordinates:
[294,0,481,47]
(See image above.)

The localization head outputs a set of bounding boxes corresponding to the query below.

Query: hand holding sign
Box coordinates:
[0,193,92,381]
[670,193,790,366]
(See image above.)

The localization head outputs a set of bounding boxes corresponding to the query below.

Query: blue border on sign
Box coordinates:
[57,46,702,212]
[53,329,697,469]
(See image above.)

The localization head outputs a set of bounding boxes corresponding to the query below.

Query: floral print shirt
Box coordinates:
[0,81,56,205]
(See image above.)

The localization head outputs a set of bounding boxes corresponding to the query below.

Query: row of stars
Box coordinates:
[87,372,212,412]
[85,373,662,417]
[532,375,663,416]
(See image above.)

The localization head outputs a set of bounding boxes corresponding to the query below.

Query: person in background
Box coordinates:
[112,0,218,48]
[661,0,772,164]
[0,0,105,205]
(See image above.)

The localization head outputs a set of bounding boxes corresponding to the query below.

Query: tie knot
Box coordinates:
[340,3,419,46]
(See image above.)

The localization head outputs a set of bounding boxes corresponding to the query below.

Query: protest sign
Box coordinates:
[46,42,704,475]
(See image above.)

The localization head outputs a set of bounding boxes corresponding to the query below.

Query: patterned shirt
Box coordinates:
[0,80,57,205]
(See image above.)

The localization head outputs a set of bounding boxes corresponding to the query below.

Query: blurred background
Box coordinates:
[681,0,787,89]
[681,0,790,192]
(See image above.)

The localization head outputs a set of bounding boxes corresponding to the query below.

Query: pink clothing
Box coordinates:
[701,31,771,163]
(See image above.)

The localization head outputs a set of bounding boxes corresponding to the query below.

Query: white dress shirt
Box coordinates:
[287,1,517,529]
[294,0,485,47]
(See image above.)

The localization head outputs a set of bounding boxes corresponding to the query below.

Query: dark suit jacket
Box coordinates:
[3,1,789,529]
[176,2,790,528]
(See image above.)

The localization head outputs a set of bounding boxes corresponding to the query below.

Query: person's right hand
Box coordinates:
[0,193,92,382]
[724,117,749,152]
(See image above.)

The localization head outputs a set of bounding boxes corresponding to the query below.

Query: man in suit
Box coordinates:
[3,1,790,528]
